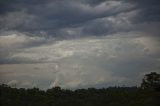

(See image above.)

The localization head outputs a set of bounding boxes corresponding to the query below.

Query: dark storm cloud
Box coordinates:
[0,0,107,14]
[0,0,160,38]
[81,0,106,6]
[0,0,160,64]
[0,0,136,37]
[1,0,159,38]
[119,0,160,38]
[126,0,160,23]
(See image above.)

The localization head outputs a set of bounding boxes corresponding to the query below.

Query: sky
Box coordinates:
[0,0,160,89]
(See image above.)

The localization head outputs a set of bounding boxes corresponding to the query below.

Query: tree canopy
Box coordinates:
[141,72,160,91]
[1,72,160,106]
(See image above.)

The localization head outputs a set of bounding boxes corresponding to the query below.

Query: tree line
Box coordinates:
[0,72,160,106]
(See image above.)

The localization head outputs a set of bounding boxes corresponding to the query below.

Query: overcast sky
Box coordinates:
[0,0,160,89]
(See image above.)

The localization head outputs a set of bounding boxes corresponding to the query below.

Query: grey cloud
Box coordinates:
[0,63,58,89]
[0,0,159,38]
[1,37,159,89]
[0,0,136,38]
[81,14,133,36]
[126,0,160,23]
[82,18,114,36]
[80,0,107,6]
[0,31,53,64]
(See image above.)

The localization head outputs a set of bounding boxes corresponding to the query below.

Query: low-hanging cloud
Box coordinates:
[0,34,159,89]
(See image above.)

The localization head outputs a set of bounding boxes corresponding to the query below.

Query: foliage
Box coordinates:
[141,72,160,91]
[0,72,160,106]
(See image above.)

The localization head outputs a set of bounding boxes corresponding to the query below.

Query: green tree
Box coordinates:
[141,72,160,91]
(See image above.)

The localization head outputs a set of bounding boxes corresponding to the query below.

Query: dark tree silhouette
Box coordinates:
[141,72,160,91]
[1,72,160,106]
